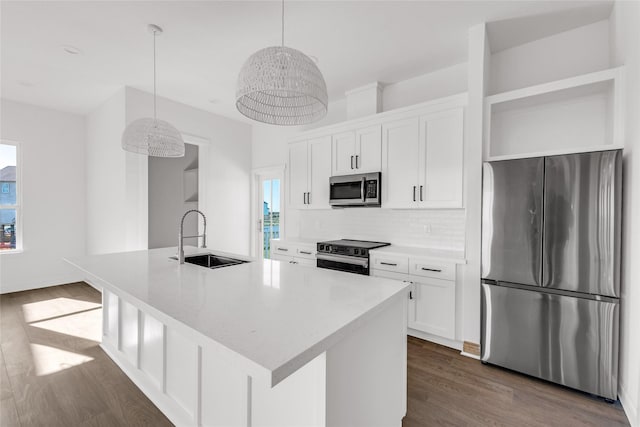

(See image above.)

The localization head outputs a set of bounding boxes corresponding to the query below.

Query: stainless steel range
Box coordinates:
[316,239,390,275]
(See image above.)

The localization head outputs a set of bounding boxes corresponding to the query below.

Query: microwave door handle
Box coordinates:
[361,177,366,202]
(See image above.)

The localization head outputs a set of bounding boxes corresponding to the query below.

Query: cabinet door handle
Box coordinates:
[307,192,311,204]
[299,251,312,255]
[303,192,306,204]
[420,185,424,201]
[422,267,442,272]
[355,155,359,169]
[409,290,413,300]
[413,186,417,202]
[351,155,354,169]
[380,262,398,266]
[277,247,289,252]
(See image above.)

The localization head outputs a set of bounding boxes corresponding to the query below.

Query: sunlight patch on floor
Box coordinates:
[30,308,102,342]
[29,343,94,376]
[21,297,101,323]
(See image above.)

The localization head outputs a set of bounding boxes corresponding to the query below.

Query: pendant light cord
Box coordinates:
[281,0,284,47]
[153,29,157,121]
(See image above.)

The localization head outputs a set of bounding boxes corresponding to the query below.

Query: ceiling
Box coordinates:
[0,1,613,123]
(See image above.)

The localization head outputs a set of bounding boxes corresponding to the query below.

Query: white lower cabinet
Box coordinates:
[271,239,317,267]
[408,277,455,339]
[371,252,458,344]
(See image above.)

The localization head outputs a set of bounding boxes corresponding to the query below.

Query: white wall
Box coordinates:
[86,88,128,255]
[0,99,86,293]
[383,62,468,111]
[125,88,253,255]
[490,19,611,94]
[610,1,640,425]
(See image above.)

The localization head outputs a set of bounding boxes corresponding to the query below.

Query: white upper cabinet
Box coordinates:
[382,107,464,209]
[418,108,464,208]
[307,136,332,209]
[289,140,309,209]
[355,125,382,173]
[332,125,382,176]
[382,118,420,209]
[289,94,466,210]
[288,136,332,210]
[332,131,356,175]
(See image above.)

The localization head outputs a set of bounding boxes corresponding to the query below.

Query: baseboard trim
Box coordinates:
[460,351,480,360]
[619,385,638,427]
[407,329,463,351]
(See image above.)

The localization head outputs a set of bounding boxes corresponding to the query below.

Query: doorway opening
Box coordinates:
[253,167,284,259]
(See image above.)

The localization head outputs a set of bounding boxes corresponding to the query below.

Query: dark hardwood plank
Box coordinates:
[403,336,629,427]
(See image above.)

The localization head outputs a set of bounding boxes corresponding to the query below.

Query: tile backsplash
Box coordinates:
[291,208,466,251]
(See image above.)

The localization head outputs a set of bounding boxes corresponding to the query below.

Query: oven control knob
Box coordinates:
[319,244,324,250]
[326,245,331,252]
[361,249,368,256]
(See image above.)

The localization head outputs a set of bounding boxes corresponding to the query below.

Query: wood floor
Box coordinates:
[0,283,630,427]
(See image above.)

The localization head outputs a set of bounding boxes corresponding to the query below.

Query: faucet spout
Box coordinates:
[178,209,207,264]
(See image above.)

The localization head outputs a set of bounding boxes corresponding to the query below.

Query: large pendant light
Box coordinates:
[236,0,328,126]
[122,24,185,157]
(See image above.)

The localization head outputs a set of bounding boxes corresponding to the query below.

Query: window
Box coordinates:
[0,142,20,252]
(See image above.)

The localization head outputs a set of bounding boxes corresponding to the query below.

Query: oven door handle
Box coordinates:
[316,253,369,267]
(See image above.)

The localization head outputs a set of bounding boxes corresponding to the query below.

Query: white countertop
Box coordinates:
[370,245,466,264]
[270,237,320,246]
[66,247,408,386]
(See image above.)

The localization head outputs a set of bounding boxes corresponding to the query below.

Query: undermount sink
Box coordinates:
[173,254,249,269]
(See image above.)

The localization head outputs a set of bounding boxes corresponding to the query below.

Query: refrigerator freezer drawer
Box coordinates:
[481,283,619,400]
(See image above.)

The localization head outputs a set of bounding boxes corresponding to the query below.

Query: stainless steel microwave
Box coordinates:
[329,172,381,207]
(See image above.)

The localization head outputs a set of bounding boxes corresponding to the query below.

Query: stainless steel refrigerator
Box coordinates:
[481,150,621,400]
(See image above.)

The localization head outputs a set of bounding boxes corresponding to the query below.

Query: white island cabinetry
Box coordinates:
[67,247,408,427]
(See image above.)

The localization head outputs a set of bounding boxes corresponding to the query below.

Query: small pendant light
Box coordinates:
[122,24,185,157]
[236,0,328,126]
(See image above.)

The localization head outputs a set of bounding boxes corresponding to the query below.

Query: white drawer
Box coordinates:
[272,242,294,256]
[370,253,409,274]
[409,258,455,281]
[295,246,317,260]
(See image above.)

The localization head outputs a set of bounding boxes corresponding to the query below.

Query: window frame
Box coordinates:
[0,140,22,254]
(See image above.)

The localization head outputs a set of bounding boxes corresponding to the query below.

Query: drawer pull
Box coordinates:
[409,291,413,300]
[299,251,312,255]
[277,247,289,252]
[380,262,398,266]
[422,267,442,272]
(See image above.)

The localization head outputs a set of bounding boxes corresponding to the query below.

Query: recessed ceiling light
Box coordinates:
[62,45,82,55]
[17,80,34,87]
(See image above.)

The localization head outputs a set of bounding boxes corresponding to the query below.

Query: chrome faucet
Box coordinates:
[178,209,207,264]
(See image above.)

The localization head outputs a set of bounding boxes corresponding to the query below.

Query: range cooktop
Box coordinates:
[317,239,390,258]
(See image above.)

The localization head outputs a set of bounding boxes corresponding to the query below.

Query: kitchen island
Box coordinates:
[66,247,409,427]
